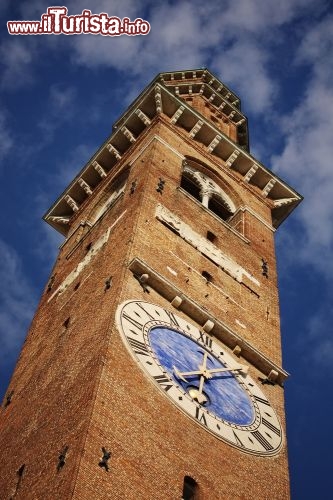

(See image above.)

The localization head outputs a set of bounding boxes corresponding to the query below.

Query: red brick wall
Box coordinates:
[0,114,289,499]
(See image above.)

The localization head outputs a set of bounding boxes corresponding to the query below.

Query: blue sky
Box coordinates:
[1,1,332,498]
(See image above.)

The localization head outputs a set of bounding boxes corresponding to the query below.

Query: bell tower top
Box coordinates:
[155,69,247,148]
[43,68,302,236]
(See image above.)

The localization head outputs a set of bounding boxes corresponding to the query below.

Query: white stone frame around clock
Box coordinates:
[116,299,283,457]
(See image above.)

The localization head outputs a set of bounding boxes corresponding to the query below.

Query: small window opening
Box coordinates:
[17,464,25,477]
[202,271,213,282]
[181,175,201,203]
[99,447,111,472]
[13,464,25,496]
[261,259,269,278]
[85,242,93,252]
[104,276,112,291]
[57,446,69,471]
[208,196,231,221]
[206,231,216,243]
[47,275,55,292]
[182,476,198,500]
[74,282,80,291]
[4,390,14,408]
[63,317,70,329]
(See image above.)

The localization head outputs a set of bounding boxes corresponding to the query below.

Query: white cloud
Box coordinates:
[30,143,93,263]
[0,240,36,364]
[29,84,77,151]
[213,41,277,114]
[66,0,321,115]
[300,299,333,371]
[272,16,333,275]
[5,0,323,120]
[221,0,319,33]
[49,84,76,113]
[0,39,35,90]
[19,0,145,23]
[270,12,333,375]
[297,14,333,83]
[55,142,95,187]
[69,1,223,75]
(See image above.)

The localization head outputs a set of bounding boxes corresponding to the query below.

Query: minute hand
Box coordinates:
[173,363,248,381]
[207,364,248,375]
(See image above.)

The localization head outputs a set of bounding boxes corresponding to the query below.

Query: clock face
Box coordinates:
[116,300,283,456]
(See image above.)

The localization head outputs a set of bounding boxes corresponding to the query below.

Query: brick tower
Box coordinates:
[0,69,302,499]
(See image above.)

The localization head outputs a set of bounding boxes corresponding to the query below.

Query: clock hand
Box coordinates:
[173,362,248,383]
[173,366,202,382]
[199,351,208,372]
[195,372,207,404]
[173,351,208,382]
[173,351,210,381]
[207,363,249,375]
[195,351,208,403]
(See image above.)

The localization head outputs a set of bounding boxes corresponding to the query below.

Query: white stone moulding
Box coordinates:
[78,178,93,195]
[225,150,240,168]
[48,226,111,302]
[106,144,122,160]
[155,204,259,288]
[93,161,107,179]
[92,184,126,224]
[170,106,185,124]
[189,120,204,138]
[48,216,70,225]
[207,134,222,153]
[155,85,163,113]
[262,179,276,198]
[121,126,136,143]
[135,109,151,126]
[64,195,79,212]
[128,256,289,385]
[49,209,127,301]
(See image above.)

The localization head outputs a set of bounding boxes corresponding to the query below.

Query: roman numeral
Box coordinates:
[137,303,155,320]
[195,407,208,427]
[254,395,271,406]
[251,430,273,451]
[153,374,173,392]
[123,312,144,332]
[127,338,149,356]
[164,309,180,327]
[233,431,245,448]
[198,331,212,348]
[262,418,281,436]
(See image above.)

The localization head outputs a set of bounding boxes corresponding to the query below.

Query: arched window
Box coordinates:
[208,193,232,221]
[182,476,198,500]
[180,162,236,222]
[180,173,201,203]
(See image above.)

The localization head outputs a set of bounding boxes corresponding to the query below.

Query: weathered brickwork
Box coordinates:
[0,72,295,499]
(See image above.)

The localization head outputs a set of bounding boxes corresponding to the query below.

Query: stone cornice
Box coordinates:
[128,257,289,386]
[43,69,302,235]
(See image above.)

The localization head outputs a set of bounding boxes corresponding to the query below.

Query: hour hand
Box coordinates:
[173,366,201,382]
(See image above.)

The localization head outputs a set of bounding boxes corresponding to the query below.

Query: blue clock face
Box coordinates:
[117,300,283,455]
[149,326,254,426]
